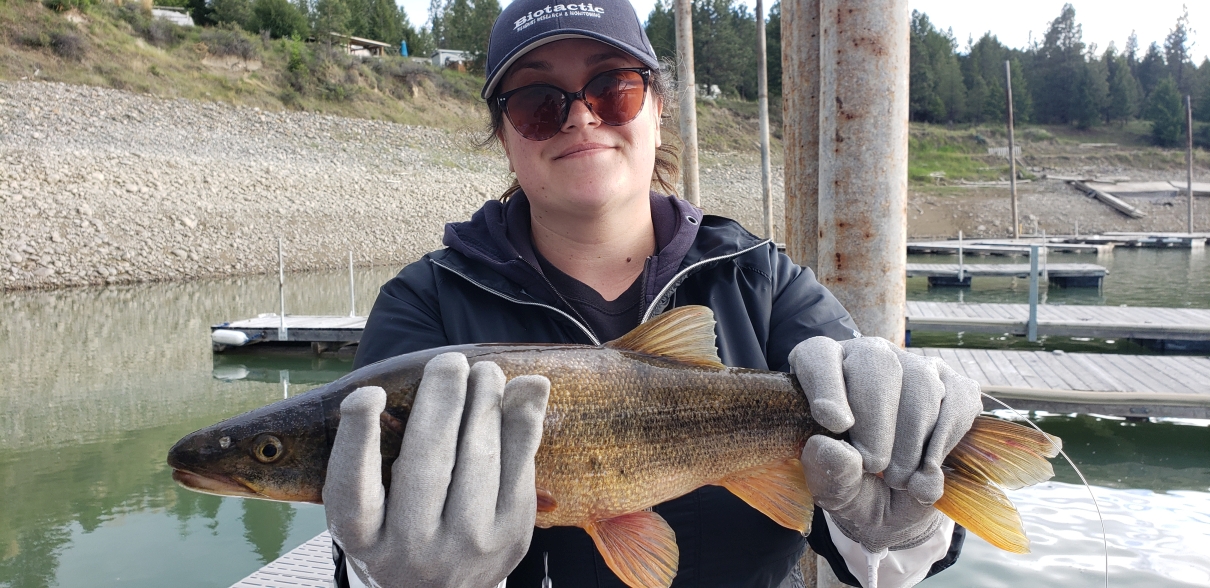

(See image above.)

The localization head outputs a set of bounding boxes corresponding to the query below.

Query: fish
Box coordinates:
[168,305,1061,588]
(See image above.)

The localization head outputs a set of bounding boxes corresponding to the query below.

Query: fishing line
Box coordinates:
[981,392,1109,588]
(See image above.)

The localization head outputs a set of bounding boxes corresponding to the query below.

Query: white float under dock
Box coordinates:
[212,315,367,353]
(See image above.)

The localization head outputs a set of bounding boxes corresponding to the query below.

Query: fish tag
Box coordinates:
[717,457,814,534]
[583,511,679,588]
[606,305,725,369]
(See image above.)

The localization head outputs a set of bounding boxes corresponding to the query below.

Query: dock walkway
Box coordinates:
[910,347,1210,419]
[230,531,333,588]
[906,301,1210,344]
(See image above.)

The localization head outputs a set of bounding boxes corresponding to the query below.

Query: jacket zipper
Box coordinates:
[639,239,772,324]
[431,259,602,346]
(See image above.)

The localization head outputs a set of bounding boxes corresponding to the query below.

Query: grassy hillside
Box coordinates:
[2,0,1203,179]
[0,0,487,129]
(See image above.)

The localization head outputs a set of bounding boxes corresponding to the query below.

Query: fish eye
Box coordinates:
[252,434,284,464]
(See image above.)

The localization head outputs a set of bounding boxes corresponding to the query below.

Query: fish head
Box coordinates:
[167,394,331,504]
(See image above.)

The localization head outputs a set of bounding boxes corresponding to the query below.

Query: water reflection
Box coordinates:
[2,258,1209,587]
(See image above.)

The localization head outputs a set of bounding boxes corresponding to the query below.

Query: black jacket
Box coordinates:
[338,195,959,587]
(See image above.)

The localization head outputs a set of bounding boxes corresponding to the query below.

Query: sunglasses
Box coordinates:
[496,68,652,141]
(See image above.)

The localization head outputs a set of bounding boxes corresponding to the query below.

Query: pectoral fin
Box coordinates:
[717,457,814,534]
[584,510,679,588]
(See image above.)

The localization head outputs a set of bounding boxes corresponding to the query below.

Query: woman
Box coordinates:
[323,0,982,586]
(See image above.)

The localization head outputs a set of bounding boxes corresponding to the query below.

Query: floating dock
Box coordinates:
[908,233,1208,256]
[907,239,1112,255]
[910,347,1210,419]
[212,315,366,353]
[230,531,333,588]
[906,263,1107,287]
[906,301,1210,349]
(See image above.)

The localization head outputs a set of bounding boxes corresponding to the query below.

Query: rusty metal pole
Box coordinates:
[756,0,773,240]
[1188,95,1195,234]
[782,0,820,269]
[816,0,909,344]
[675,0,701,207]
[1006,60,1019,239]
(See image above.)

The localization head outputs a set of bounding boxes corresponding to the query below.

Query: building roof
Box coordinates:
[329,32,393,49]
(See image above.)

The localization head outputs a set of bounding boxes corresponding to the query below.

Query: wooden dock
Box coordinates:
[907,239,1113,255]
[909,233,1208,256]
[906,263,1106,287]
[230,531,332,588]
[911,347,1210,419]
[212,315,366,352]
[906,301,1210,348]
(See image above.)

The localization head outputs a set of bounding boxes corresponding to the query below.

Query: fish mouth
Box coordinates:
[172,469,265,499]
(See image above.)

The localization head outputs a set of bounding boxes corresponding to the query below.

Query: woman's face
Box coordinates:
[497,38,662,221]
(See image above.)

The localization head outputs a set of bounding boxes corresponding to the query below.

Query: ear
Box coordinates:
[653,95,663,150]
[498,129,516,173]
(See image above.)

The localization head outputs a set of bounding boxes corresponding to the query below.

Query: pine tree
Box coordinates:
[252,0,308,38]
[1032,3,1085,124]
[765,0,781,98]
[1072,53,1108,128]
[644,0,676,61]
[1106,48,1141,123]
[908,11,945,122]
[1197,58,1210,123]
[312,0,350,37]
[1136,42,1167,98]
[1163,6,1192,94]
[212,0,255,31]
[1145,77,1183,146]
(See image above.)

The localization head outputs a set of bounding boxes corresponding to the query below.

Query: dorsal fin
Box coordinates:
[606,306,725,369]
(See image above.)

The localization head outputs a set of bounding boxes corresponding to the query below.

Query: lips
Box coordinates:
[555,142,612,159]
[171,469,262,499]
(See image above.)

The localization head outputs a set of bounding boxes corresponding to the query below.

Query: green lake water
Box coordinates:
[2,249,1208,587]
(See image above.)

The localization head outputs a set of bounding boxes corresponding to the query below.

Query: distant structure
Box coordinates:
[151,6,193,26]
[329,32,392,57]
[431,49,470,70]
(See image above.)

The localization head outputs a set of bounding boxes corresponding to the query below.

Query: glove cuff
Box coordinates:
[828,509,945,552]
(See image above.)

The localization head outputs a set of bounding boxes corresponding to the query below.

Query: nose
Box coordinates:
[561,96,601,133]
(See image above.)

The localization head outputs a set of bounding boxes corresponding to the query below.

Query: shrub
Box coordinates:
[50,30,87,59]
[199,24,259,60]
[251,0,307,39]
[43,0,91,12]
[108,5,185,48]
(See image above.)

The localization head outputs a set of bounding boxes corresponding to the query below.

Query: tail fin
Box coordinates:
[934,416,1062,553]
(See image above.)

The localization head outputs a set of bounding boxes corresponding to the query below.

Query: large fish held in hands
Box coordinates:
[168,306,1061,588]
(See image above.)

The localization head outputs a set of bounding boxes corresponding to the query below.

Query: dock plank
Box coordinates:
[231,532,333,588]
[906,302,1210,342]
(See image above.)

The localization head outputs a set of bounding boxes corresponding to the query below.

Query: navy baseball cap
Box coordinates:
[481,0,660,99]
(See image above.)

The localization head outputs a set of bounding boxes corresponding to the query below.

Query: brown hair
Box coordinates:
[482,61,681,201]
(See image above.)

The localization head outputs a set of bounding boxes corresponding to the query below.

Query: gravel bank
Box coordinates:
[2,80,1202,292]
[0,81,784,291]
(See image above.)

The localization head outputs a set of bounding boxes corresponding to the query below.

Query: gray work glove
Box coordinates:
[790,337,982,552]
[323,352,550,588]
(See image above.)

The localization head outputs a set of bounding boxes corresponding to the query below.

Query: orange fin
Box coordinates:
[717,458,814,534]
[946,415,1061,490]
[606,306,725,369]
[584,511,679,588]
[935,416,1062,554]
[537,488,557,513]
[935,468,1030,553]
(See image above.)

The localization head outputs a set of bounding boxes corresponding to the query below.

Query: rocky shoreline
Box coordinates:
[1,80,1203,292]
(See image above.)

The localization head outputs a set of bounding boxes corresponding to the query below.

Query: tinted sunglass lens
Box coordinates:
[587,71,645,125]
[507,87,566,140]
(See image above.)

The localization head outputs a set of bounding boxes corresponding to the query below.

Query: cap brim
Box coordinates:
[481,31,660,100]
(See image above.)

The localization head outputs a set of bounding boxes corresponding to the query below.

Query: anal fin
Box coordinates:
[584,511,679,588]
[716,457,814,534]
